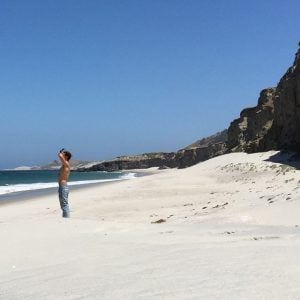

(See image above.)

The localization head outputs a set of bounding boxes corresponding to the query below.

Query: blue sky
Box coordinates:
[1,0,299,168]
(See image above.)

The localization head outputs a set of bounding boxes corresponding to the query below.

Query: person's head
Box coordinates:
[63,151,72,161]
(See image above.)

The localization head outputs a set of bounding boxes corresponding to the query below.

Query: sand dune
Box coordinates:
[1,151,300,299]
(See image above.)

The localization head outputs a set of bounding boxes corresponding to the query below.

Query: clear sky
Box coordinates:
[1,0,299,168]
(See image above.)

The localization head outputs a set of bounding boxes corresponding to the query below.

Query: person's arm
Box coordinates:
[58,152,70,168]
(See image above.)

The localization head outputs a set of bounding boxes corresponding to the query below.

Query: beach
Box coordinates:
[1,151,300,299]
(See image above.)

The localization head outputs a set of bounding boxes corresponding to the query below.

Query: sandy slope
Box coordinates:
[1,151,300,299]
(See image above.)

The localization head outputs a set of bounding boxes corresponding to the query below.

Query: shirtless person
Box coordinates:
[58,149,72,218]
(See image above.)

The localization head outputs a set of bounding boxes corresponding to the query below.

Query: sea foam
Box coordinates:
[0,172,136,196]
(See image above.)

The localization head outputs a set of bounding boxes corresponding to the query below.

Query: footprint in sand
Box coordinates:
[151,219,166,224]
[253,236,280,241]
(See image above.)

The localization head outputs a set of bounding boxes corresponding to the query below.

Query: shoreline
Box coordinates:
[0,167,161,206]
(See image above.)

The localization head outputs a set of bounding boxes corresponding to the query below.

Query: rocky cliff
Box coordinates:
[77,132,227,172]
[80,45,300,172]
[175,130,228,168]
[267,48,300,150]
[228,47,300,153]
[77,153,178,172]
[185,130,228,149]
[175,142,227,168]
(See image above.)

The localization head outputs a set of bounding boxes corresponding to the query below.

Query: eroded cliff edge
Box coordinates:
[79,45,300,171]
[228,47,300,153]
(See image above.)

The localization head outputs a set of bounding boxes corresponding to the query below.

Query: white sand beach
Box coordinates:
[1,151,300,299]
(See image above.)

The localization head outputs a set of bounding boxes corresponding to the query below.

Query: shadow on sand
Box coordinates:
[264,150,300,170]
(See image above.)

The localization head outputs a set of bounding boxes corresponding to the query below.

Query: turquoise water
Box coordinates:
[0,170,135,196]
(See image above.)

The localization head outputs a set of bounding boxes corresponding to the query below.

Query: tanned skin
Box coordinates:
[58,152,70,185]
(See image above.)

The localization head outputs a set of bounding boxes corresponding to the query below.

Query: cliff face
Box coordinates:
[78,133,228,172]
[176,142,227,168]
[78,153,178,172]
[227,88,276,152]
[185,130,228,149]
[227,48,300,153]
[268,49,300,150]
[175,130,227,168]
[79,45,300,172]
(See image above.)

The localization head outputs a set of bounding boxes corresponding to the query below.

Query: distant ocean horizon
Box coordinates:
[0,170,136,196]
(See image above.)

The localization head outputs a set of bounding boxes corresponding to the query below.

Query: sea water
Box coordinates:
[0,170,136,196]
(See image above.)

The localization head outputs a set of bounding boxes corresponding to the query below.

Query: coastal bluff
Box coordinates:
[77,131,228,172]
[79,45,300,172]
[228,47,300,153]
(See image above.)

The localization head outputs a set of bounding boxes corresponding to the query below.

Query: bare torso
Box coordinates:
[58,164,70,185]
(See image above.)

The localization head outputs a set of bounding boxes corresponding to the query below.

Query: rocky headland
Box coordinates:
[77,131,228,172]
[76,45,300,172]
[228,46,300,153]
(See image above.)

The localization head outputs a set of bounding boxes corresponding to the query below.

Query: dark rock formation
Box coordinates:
[227,88,276,152]
[77,153,178,172]
[185,130,228,149]
[267,49,300,150]
[79,44,300,172]
[78,133,228,172]
[176,142,227,168]
[227,47,300,153]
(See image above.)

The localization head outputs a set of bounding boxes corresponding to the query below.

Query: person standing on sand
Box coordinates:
[58,149,72,218]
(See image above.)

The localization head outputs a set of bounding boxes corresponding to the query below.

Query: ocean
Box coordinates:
[0,170,136,196]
